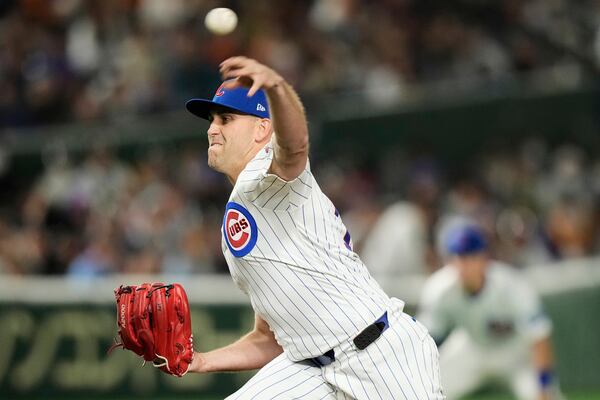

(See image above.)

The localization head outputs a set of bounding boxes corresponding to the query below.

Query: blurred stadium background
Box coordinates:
[0,0,599,399]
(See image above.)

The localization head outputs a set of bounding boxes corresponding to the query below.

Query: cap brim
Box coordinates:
[186,98,258,120]
[185,99,219,120]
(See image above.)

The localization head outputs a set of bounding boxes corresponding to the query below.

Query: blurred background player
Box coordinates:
[417,222,563,400]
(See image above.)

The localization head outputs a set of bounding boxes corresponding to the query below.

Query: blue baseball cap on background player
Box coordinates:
[186,80,270,120]
[445,224,487,255]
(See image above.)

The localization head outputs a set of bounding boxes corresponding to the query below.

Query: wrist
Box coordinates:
[265,76,285,93]
[190,351,208,373]
[538,369,554,389]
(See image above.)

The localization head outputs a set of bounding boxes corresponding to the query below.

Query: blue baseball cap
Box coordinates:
[445,224,487,255]
[186,81,270,120]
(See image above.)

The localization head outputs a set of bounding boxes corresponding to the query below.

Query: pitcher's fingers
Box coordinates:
[219,56,251,72]
[221,65,255,81]
[220,78,242,90]
[247,79,263,97]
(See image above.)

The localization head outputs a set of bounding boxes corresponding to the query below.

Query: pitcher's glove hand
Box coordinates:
[109,282,194,377]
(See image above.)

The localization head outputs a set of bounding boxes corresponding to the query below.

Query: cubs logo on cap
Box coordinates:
[186,80,270,120]
[223,202,258,257]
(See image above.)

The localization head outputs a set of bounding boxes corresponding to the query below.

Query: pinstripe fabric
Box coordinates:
[317,299,445,400]
[222,143,444,399]
[227,300,445,399]
[224,143,393,361]
[226,353,337,400]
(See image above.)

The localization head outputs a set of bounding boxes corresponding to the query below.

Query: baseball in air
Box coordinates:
[204,8,238,35]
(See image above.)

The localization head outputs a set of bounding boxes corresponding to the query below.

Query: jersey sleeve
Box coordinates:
[236,145,313,211]
[511,278,552,342]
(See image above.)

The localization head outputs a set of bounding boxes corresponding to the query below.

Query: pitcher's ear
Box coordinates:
[255,118,272,142]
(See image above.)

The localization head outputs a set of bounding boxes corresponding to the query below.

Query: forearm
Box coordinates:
[266,81,308,150]
[533,336,554,372]
[532,336,556,399]
[266,81,309,179]
[190,327,283,373]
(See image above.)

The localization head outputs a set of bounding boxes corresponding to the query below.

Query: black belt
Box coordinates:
[308,311,389,367]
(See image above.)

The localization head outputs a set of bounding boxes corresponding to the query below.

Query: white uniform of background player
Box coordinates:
[418,223,561,400]
[185,57,445,399]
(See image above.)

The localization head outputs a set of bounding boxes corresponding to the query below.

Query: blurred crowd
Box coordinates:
[330,138,600,277]
[0,136,598,277]
[1,0,600,129]
[0,141,231,276]
[0,0,599,277]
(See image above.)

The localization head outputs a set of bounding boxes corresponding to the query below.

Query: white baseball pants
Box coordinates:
[227,301,445,399]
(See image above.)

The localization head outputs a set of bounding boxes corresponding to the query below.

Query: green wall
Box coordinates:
[315,88,600,166]
[0,287,599,399]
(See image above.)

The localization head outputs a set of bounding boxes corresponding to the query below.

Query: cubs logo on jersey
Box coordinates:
[223,202,258,257]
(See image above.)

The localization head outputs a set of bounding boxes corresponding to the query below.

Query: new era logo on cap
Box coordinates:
[185,81,270,120]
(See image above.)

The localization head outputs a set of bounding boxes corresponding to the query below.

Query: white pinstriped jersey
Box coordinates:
[221,142,397,361]
[418,261,552,347]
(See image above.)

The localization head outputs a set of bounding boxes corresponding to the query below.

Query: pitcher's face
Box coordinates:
[206,110,262,175]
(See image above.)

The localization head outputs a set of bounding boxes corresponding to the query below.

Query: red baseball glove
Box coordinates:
[110,282,194,377]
